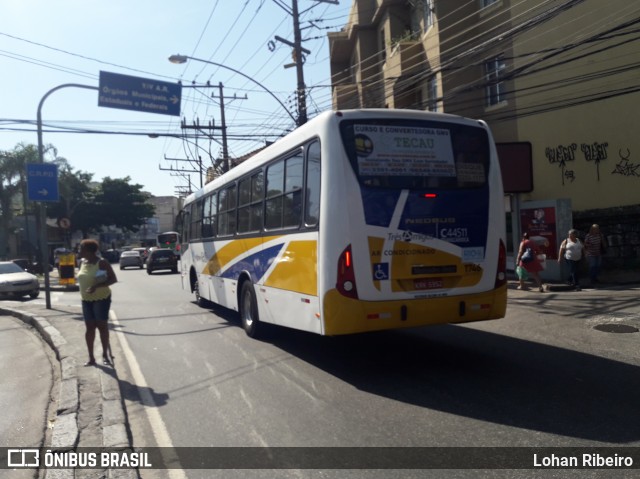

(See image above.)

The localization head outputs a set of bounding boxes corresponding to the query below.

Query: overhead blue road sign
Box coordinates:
[27,163,59,202]
[98,71,181,116]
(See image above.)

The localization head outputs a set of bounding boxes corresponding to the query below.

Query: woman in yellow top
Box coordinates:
[77,239,118,366]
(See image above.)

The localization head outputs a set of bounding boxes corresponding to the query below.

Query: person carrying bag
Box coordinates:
[516,232,545,292]
[77,239,118,366]
[558,229,584,291]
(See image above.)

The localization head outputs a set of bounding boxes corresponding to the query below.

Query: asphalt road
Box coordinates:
[18,267,640,479]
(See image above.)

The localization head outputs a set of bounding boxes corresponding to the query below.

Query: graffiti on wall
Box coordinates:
[545,143,577,185]
[581,142,608,180]
[612,149,640,177]
[546,141,636,184]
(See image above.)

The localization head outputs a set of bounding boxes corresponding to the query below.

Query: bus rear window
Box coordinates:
[340,119,490,189]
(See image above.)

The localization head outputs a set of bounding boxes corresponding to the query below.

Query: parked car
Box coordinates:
[146,249,178,275]
[12,258,36,274]
[102,249,120,263]
[119,251,144,270]
[132,247,149,263]
[0,261,40,299]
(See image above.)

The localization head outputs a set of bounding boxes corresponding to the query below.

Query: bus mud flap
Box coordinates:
[459,301,466,317]
[401,305,408,321]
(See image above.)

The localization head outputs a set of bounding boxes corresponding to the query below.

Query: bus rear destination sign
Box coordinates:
[98,71,181,116]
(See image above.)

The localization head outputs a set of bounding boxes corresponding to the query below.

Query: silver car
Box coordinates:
[119,251,143,270]
[0,261,40,299]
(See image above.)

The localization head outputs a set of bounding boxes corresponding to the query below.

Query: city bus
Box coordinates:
[178,109,507,337]
[156,231,181,257]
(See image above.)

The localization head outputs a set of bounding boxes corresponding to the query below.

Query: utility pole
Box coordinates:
[160,154,201,188]
[218,83,229,172]
[271,0,337,126]
[180,118,220,185]
[211,83,246,173]
[292,0,307,125]
[171,171,195,197]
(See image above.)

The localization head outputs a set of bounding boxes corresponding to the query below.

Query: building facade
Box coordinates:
[328,0,640,273]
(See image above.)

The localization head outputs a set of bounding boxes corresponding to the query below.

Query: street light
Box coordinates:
[37,83,98,309]
[168,55,296,123]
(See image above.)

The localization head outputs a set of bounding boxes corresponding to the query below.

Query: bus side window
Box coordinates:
[188,203,197,241]
[218,184,237,236]
[210,192,218,238]
[191,199,204,240]
[266,160,285,230]
[181,209,190,244]
[305,141,321,227]
[202,195,213,238]
[238,171,264,234]
[266,149,304,231]
[284,154,303,228]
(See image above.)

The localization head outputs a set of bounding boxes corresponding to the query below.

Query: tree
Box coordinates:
[94,177,155,233]
[0,143,39,257]
[45,157,98,237]
[1,143,157,249]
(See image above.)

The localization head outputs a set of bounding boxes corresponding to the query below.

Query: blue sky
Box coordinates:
[1,0,346,196]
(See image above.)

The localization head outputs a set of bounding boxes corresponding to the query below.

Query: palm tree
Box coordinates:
[0,144,38,257]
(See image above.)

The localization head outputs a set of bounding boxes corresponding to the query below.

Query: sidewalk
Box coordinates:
[0,272,135,479]
[509,265,640,292]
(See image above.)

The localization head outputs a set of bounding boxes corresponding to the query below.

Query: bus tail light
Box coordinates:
[337,245,358,299]
[495,239,507,289]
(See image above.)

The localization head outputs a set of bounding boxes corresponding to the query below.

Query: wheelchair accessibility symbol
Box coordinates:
[373,263,389,281]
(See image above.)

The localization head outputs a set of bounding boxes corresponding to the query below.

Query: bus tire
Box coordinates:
[193,278,209,308]
[240,281,261,338]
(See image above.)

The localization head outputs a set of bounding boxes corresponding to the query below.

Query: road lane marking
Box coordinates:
[110,310,187,479]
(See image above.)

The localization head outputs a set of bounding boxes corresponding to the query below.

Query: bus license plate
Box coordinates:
[414,278,443,290]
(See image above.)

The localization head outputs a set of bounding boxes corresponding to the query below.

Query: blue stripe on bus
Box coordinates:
[220,243,284,282]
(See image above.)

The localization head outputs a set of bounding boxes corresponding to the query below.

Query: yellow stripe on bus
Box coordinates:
[263,240,318,295]
[202,236,282,276]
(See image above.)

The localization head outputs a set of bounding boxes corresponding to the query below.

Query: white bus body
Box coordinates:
[179,109,507,337]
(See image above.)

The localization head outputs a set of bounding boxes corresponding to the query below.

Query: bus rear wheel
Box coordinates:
[240,281,261,338]
[193,277,209,307]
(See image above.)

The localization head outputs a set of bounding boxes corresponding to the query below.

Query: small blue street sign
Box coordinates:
[26,163,59,202]
[98,71,181,116]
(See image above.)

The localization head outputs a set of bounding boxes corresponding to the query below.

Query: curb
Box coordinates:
[0,305,133,473]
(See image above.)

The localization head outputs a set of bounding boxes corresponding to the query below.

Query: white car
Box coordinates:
[0,261,40,299]
[119,250,144,270]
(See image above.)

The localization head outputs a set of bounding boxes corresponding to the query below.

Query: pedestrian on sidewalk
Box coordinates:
[584,224,606,285]
[558,229,584,291]
[516,232,545,292]
[77,239,118,366]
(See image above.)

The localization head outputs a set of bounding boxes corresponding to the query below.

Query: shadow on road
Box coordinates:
[259,322,639,444]
[111,291,640,444]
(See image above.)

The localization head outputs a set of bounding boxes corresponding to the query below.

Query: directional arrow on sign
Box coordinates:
[26,163,59,202]
[98,71,182,116]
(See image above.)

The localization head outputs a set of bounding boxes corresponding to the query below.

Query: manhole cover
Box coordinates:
[594,324,639,334]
